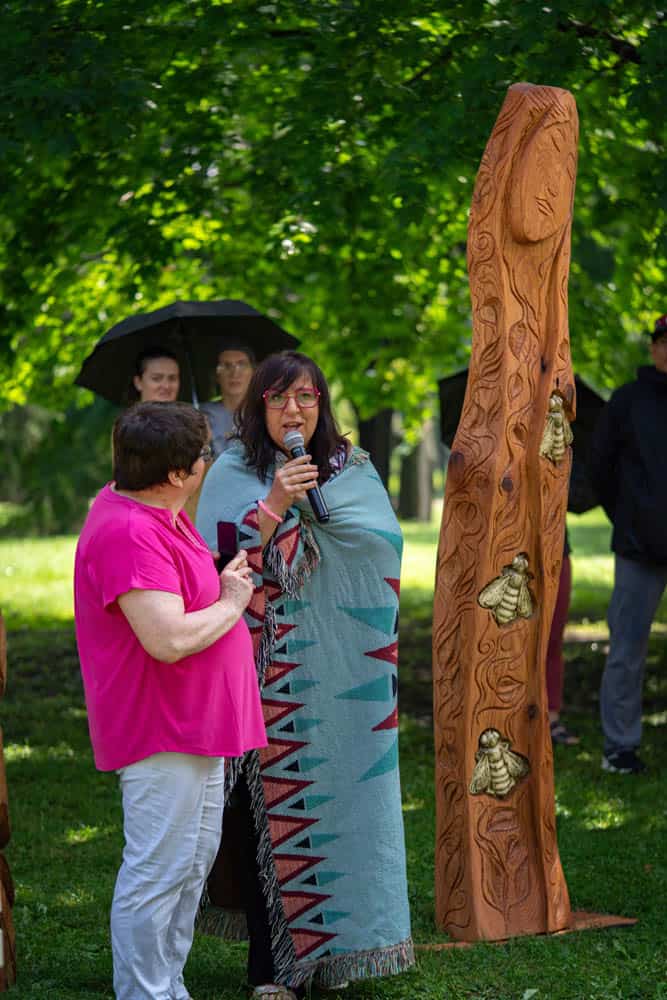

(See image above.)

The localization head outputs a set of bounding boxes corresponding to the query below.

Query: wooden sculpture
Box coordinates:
[0,609,16,989]
[432,83,578,942]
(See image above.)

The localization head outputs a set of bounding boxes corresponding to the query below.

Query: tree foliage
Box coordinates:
[0,1,665,422]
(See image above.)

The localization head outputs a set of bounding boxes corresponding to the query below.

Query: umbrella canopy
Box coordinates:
[437,368,606,513]
[75,299,299,406]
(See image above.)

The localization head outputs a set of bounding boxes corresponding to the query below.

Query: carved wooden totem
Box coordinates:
[0,609,16,989]
[433,83,578,941]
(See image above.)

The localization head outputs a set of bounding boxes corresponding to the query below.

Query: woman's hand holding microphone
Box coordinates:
[258,455,319,542]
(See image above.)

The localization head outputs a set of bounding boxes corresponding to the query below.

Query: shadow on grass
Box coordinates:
[4,599,667,998]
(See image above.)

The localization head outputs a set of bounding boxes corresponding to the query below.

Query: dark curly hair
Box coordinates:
[236,351,348,483]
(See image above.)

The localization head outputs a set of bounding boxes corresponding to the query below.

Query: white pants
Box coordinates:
[111,752,225,1000]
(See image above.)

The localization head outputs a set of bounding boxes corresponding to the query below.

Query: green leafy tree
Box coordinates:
[0,2,665,526]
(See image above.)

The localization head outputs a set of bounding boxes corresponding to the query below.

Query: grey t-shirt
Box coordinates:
[200,402,236,457]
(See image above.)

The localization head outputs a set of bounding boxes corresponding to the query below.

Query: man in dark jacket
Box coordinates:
[590,314,667,774]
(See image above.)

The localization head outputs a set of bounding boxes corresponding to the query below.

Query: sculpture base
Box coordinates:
[417,912,637,950]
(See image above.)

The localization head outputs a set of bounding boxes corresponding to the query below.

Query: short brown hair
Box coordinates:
[113,402,208,490]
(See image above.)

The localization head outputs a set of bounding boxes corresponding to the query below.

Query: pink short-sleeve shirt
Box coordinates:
[74,484,267,771]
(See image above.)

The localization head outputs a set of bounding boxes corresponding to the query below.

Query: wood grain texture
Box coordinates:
[0,877,16,989]
[0,730,7,853]
[0,613,13,990]
[0,857,14,911]
[416,910,637,950]
[0,610,5,700]
[433,83,578,941]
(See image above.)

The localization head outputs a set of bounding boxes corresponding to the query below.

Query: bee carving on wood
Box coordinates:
[469,728,530,798]
[539,392,573,464]
[478,552,534,625]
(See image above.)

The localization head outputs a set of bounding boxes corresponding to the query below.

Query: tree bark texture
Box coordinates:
[432,83,578,941]
[357,409,394,488]
[398,420,436,521]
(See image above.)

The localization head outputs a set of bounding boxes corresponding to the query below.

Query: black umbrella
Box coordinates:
[75,299,299,406]
[437,369,606,513]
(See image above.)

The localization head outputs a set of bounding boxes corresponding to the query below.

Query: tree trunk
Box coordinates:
[398,420,435,521]
[356,409,393,489]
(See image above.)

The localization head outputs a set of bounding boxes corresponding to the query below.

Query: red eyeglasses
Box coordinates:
[262,388,321,410]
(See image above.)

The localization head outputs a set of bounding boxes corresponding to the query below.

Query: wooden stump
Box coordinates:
[0,611,15,988]
[432,83,578,941]
[0,612,5,701]
[0,731,9,852]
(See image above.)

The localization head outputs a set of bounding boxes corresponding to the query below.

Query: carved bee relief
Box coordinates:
[478,552,534,625]
[539,392,573,464]
[469,728,530,798]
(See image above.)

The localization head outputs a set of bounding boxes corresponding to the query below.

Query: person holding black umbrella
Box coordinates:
[128,346,181,403]
[200,341,255,456]
[75,299,299,408]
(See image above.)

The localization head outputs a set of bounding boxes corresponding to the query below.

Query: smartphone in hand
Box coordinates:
[216,521,238,570]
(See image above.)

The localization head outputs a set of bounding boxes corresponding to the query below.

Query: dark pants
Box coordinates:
[231,772,276,986]
[546,554,572,714]
[601,554,667,753]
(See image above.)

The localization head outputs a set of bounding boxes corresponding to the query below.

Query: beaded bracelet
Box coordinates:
[258,499,284,524]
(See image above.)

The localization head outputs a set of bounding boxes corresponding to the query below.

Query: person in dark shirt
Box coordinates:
[590,314,667,774]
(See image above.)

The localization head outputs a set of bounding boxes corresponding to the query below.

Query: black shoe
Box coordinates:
[601,750,647,774]
[550,720,580,746]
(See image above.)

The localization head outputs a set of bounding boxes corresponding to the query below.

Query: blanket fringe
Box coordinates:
[289,936,416,988]
[257,600,277,688]
[196,903,248,941]
[264,518,320,598]
[245,751,297,981]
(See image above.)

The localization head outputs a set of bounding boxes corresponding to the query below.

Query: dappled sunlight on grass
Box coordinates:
[570,553,614,586]
[65,824,109,846]
[579,795,630,831]
[401,539,438,594]
[400,502,440,596]
[64,706,88,720]
[4,742,35,762]
[0,534,76,628]
[55,887,98,908]
[401,798,426,813]
[5,741,82,764]
[554,797,572,818]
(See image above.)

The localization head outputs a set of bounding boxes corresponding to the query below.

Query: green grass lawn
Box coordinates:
[1,511,666,998]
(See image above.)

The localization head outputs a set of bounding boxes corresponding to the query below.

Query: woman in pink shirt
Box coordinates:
[74,401,266,1000]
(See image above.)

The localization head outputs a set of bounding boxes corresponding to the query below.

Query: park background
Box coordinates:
[0,3,665,998]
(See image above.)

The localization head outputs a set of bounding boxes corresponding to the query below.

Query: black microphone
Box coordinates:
[283,430,330,523]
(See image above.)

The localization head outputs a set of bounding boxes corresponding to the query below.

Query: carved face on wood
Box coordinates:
[509,120,576,244]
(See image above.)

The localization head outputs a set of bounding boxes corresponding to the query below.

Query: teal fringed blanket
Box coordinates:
[196,443,414,987]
